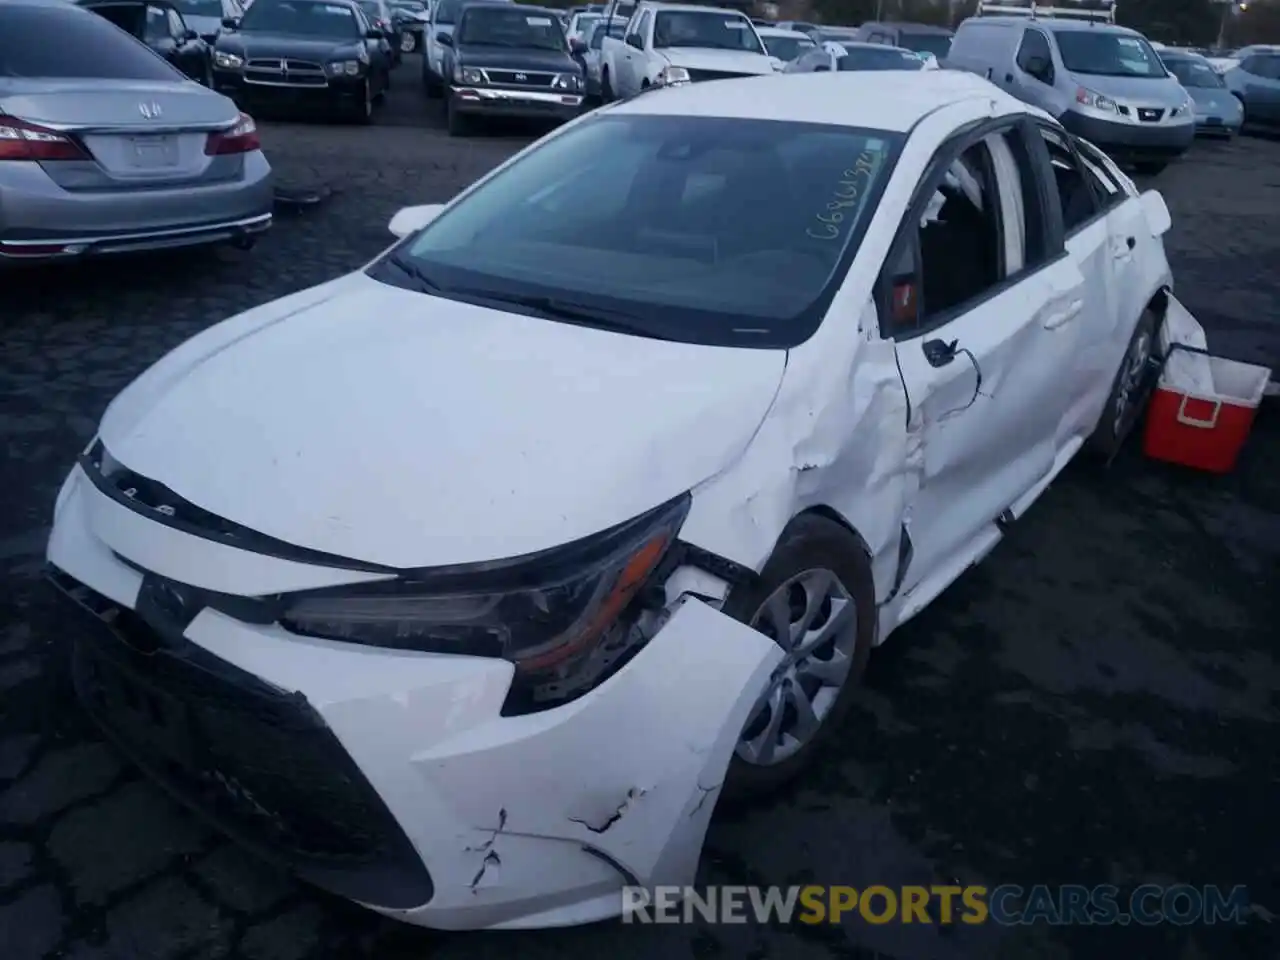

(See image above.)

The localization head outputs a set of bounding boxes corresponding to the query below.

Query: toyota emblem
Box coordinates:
[138,101,163,119]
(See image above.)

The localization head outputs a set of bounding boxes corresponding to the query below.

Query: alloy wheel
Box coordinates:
[736,568,859,767]
[1111,329,1152,438]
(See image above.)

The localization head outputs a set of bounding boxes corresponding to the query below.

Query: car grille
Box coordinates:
[49,566,433,909]
[685,68,754,82]
[1137,107,1165,122]
[244,59,328,87]
[484,69,556,86]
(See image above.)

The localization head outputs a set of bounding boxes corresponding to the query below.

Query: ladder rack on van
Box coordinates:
[975,0,1116,23]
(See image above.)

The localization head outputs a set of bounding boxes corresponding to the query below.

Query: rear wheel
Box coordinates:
[721,514,875,802]
[600,66,614,102]
[401,30,418,53]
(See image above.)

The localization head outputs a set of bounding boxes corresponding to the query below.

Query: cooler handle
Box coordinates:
[1176,395,1221,428]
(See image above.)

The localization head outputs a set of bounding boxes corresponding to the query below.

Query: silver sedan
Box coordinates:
[0,0,272,265]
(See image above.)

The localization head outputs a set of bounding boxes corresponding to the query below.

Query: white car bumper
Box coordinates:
[46,465,782,930]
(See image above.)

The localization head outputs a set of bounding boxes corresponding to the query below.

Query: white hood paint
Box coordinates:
[659,47,776,76]
[98,274,786,569]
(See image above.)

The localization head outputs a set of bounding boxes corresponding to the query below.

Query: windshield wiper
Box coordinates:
[457,290,659,337]
[380,253,445,294]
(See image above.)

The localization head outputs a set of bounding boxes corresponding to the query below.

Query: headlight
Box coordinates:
[455,65,485,84]
[655,65,691,87]
[550,72,583,91]
[279,494,689,707]
[213,51,243,69]
[327,60,363,76]
[1075,86,1118,114]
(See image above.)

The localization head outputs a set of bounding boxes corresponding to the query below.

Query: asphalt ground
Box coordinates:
[1,56,1277,960]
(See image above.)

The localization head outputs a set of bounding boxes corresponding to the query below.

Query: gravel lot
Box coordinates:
[2,60,1277,960]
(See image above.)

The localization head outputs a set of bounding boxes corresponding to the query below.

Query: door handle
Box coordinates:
[1112,237,1135,261]
[1043,299,1083,329]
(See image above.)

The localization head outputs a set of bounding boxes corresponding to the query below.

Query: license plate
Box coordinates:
[127,135,179,169]
[1205,117,1223,126]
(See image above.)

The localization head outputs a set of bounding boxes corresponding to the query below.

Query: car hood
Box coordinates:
[97,273,787,569]
[216,32,361,58]
[184,13,222,36]
[1073,73,1186,106]
[1187,86,1239,111]
[454,45,578,72]
[657,47,776,74]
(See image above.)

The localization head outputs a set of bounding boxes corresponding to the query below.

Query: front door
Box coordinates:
[886,122,1085,598]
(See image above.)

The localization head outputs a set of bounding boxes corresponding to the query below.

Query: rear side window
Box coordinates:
[0,5,181,80]
[1016,28,1052,71]
[1242,54,1280,79]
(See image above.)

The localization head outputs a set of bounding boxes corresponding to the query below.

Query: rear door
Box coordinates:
[885,118,1087,597]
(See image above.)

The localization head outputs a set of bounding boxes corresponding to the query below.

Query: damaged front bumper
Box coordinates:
[46,467,782,929]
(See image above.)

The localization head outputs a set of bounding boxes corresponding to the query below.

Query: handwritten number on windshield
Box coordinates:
[806,148,881,241]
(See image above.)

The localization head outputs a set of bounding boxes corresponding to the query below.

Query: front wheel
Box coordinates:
[401,30,418,53]
[600,66,614,102]
[1088,305,1160,459]
[721,514,876,802]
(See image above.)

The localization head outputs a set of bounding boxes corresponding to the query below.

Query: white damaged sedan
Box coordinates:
[48,72,1176,929]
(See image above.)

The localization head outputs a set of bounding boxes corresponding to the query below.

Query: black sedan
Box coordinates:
[77,0,214,85]
[212,0,393,122]
[438,2,585,136]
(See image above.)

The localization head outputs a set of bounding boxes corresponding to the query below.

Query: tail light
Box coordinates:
[204,112,260,155]
[0,115,90,162]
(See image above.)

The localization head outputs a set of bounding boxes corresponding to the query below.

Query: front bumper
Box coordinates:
[46,465,780,929]
[450,85,583,121]
[0,153,272,263]
[1060,111,1195,161]
[214,69,370,114]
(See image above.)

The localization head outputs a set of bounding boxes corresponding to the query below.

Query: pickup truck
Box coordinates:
[597,1,775,101]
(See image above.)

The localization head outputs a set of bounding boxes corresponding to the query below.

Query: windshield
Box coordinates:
[240,0,360,35]
[356,0,384,19]
[762,34,814,61]
[1,3,184,78]
[171,0,225,15]
[653,11,764,54]
[1056,31,1167,77]
[1163,57,1223,87]
[570,13,599,34]
[373,115,900,349]
[457,6,563,48]
[898,32,950,58]
[588,19,623,48]
[840,47,925,71]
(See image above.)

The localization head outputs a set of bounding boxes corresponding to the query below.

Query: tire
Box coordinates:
[600,66,614,102]
[720,513,876,802]
[1088,305,1160,459]
[201,60,213,87]
[401,30,418,53]
[1133,160,1167,176]
[445,92,466,136]
[349,79,374,124]
[423,64,438,97]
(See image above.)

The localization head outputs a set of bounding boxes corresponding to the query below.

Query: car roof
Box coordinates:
[859,20,952,33]
[1159,50,1208,62]
[757,25,811,38]
[610,70,1017,131]
[640,2,749,12]
[974,16,1142,36]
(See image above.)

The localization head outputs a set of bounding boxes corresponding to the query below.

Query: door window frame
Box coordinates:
[1034,122,1118,233]
[875,116,1063,341]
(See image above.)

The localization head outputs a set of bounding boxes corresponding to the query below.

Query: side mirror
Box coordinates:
[436,31,453,45]
[569,37,587,54]
[221,16,239,28]
[1139,189,1171,236]
[388,203,445,238]
[624,33,642,50]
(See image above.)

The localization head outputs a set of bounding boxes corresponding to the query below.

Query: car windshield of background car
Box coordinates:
[763,34,814,61]
[384,114,900,347]
[0,4,183,79]
[171,0,224,16]
[898,31,950,59]
[1056,32,1167,77]
[840,47,924,71]
[1163,57,1223,87]
[457,8,564,49]
[652,11,765,54]
[239,0,360,36]
[589,20,623,47]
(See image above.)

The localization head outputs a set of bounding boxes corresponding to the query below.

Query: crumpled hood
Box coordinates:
[98,273,786,569]
[658,47,776,75]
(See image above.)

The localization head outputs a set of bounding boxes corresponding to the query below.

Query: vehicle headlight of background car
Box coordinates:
[329,59,366,76]
[655,65,690,87]
[550,72,583,91]
[214,50,243,69]
[279,493,689,712]
[454,64,485,84]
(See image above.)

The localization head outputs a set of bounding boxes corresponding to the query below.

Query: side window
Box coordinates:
[887,140,1005,335]
[1239,55,1262,76]
[1072,137,1125,211]
[1015,28,1052,82]
[145,5,171,40]
[626,11,648,46]
[1258,55,1280,79]
[1038,126,1099,234]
